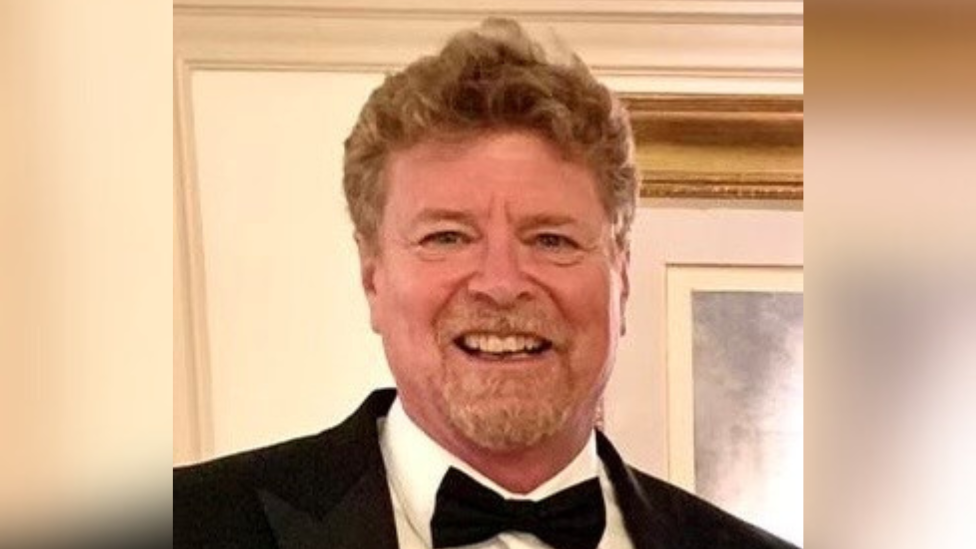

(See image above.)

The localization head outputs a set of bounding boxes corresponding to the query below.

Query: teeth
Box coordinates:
[462,333,545,354]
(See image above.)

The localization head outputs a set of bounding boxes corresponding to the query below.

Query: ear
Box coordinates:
[618,246,631,337]
[354,232,382,334]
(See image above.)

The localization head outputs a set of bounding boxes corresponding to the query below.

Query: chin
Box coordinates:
[441,391,575,452]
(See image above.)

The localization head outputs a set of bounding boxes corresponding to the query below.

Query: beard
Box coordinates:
[441,367,574,451]
[433,299,579,452]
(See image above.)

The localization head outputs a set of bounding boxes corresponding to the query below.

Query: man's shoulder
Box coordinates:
[174,429,328,494]
[173,431,340,549]
[173,390,397,548]
[622,465,800,549]
[175,389,396,491]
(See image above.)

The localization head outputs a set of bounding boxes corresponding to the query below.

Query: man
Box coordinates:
[175,18,798,549]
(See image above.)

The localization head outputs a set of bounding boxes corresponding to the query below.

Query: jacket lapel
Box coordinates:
[259,389,400,549]
[598,432,684,549]
[259,468,398,549]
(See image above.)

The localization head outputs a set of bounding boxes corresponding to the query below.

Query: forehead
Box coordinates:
[382,131,605,220]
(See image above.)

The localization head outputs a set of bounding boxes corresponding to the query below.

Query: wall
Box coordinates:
[189,71,392,458]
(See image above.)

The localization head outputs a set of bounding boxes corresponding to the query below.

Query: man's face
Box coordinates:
[358,130,629,452]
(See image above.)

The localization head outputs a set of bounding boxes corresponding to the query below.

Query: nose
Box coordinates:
[466,234,533,307]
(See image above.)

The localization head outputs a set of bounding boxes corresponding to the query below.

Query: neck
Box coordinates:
[454,433,590,494]
[405,405,596,495]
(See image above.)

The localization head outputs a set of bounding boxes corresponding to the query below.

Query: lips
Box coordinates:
[453,332,553,360]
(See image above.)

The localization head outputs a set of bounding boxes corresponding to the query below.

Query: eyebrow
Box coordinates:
[408,208,478,227]
[407,209,591,232]
[516,213,585,231]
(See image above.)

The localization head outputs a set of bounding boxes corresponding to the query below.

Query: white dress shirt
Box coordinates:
[379,398,635,549]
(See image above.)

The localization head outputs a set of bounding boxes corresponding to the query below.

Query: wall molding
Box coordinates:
[174,57,216,463]
[174,0,803,24]
[175,0,803,85]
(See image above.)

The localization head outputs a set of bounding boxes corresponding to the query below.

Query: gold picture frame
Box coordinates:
[622,94,803,200]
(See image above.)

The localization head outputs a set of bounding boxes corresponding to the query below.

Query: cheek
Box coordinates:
[382,260,467,335]
[535,264,616,322]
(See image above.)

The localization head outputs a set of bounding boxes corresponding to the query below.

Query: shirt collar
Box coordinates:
[379,397,601,547]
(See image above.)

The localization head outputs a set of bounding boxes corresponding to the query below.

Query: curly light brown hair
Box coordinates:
[342,18,638,252]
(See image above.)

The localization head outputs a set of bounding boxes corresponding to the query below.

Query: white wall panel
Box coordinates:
[191,71,391,459]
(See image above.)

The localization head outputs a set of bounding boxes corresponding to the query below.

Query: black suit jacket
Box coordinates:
[174,389,798,549]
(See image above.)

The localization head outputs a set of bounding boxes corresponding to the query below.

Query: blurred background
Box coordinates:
[0,0,171,545]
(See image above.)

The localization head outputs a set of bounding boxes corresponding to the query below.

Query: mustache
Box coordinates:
[436,304,567,347]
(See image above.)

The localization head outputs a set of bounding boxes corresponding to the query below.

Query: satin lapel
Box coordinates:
[597,432,684,549]
[258,389,400,549]
[259,467,398,549]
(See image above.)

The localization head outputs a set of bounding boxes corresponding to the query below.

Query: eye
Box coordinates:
[534,233,579,251]
[419,230,471,248]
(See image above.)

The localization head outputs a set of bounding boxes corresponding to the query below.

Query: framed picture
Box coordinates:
[666,265,803,543]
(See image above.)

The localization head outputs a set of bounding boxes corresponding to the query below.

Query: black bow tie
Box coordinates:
[430,467,606,549]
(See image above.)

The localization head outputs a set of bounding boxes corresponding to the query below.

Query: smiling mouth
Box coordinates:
[453,332,554,361]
